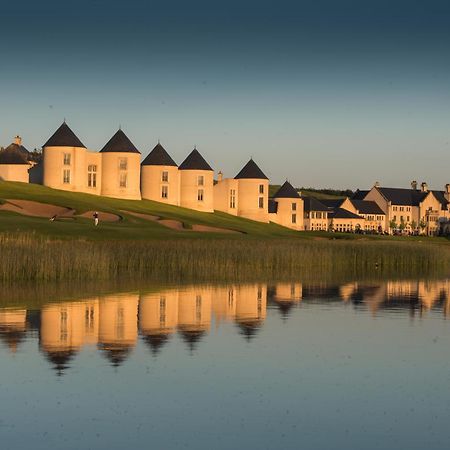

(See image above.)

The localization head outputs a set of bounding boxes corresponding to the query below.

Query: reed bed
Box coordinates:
[0,233,449,283]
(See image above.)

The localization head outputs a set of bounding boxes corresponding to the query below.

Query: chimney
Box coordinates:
[374,181,380,188]
[14,135,22,146]
[421,182,428,192]
[411,180,418,190]
[445,184,450,201]
[217,171,223,182]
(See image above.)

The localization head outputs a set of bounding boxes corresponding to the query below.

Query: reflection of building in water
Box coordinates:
[40,300,99,374]
[0,308,28,353]
[418,280,449,311]
[139,290,179,355]
[211,286,237,323]
[98,294,138,367]
[178,288,212,352]
[235,285,267,340]
[271,283,302,319]
[339,282,358,302]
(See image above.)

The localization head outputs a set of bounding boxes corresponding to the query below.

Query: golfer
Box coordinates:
[93,211,99,226]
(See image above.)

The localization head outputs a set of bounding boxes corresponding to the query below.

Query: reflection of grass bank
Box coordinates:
[1,234,449,283]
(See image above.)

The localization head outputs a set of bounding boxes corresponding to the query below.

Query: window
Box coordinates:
[162,171,169,182]
[292,214,297,224]
[197,175,204,186]
[88,164,97,188]
[161,185,168,198]
[198,189,204,201]
[230,189,236,208]
[63,169,70,184]
[259,184,264,194]
[258,197,264,209]
[119,158,128,170]
[119,172,127,188]
[63,153,71,165]
[292,202,297,211]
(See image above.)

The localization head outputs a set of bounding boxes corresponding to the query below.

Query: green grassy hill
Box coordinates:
[0,181,299,240]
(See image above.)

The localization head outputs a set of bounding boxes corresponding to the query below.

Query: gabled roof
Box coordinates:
[3,143,30,159]
[100,129,140,153]
[352,190,369,200]
[328,208,364,220]
[431,190,449,209]
[43,122,85,148]
[350,199,385,215]
[235,159,268,180]
[376,187,427,206]
[0,148,30,165]
[141,143,177,166]
[273,181,300,199]
[179,148,213,171]
[302,196,329,212]
[320,198,345,209]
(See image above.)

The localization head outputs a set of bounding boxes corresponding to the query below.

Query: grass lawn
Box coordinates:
[0,180,448,244]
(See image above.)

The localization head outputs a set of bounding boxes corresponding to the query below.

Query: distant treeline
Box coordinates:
[299,187,354,198]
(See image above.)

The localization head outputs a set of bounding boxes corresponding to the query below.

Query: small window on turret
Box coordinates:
[162,171,169,182]
[63,153,71,165]
[259,184,264,194]
[119,158,128,170]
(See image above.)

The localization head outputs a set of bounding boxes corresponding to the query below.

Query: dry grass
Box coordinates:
[1,233,449,283]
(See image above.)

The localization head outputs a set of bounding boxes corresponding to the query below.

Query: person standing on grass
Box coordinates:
[93,211,99,227]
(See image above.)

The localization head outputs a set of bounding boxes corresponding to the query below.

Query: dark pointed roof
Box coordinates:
[376,187,428,206]
[179,148,213,171]
[43,122,85,148]
[141,143,177,166]
[0,147,30,165]
[4,143,30,159]
[328,208,364,220]
[235,159,268,180]
[273,181,301,199]
[320,199,345,209]
[350,199,385,215]
[301,196,329,212]
[100,129,140,154]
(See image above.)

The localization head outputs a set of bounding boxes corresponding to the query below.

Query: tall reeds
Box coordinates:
[0,233,449,283]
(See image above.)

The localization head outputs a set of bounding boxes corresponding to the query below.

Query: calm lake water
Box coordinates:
[1,278,450,450]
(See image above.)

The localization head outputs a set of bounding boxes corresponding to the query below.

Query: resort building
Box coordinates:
[141,143,180,205]
[0,136,31,182]
[355,181,450,235]
[214,158,269,223]
[269,181,304,230]
[179,148,214,212]
[302,197,329,231]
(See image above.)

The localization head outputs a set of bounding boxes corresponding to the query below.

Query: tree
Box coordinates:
[329,219,334,232]
[389,220,397,234]
[419,219,427,235]
[399,218,406,233]
[411,220,417,231]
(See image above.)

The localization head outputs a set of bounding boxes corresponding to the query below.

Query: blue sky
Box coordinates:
[1,0,449,189]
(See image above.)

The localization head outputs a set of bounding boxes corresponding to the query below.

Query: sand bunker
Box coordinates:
[122,210,240,233]
[78,211,121,222]
[0,199,75,218]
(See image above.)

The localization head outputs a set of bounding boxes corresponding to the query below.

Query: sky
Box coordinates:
[1,0,449,189]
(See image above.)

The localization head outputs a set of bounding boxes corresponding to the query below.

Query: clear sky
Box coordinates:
[1,0,449,189]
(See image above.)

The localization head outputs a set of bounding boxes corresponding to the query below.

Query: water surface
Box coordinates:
[1,279,450,450]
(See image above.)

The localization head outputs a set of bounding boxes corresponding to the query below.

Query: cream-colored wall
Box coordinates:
[329,216,365,232]
[179,170,214,212]
[419,192,442,235]
[0,164,30,183]
[236,179,269,223]
[213,178,239,215]
[139,291,179,335]
[85,152,102,195]
[304,212,328,231]
[100,153,141,200]
[141,165,180,205]
[271,198,304,230]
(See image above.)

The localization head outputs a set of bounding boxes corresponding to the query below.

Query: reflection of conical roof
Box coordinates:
[141,143,177,166]
[179,149,213,171]
[235,159,268,179]
[98,343,133,367]
[142,333,171,356]
[179,330,206,353]
[100,129,140,154]
[235,320,263,341]
[273,300,295,320]
[0,327,26,352]
[44,350,77,376]
[43,122,85,148]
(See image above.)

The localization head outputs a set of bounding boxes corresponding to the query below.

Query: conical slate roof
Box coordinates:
[43,122,85,148]
[235,159,268,179]
[0,147,29,165]
[179,148,213,171]
[100,129,140,154]
[141,143,177,166]
[273,181,300,199]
